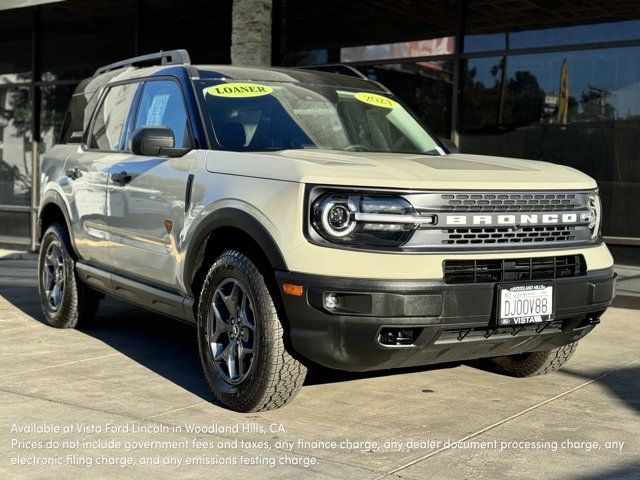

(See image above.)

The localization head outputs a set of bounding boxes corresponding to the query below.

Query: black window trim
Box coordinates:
[82,80,142,154]
[82,75,195,154]
[121,80,145,151]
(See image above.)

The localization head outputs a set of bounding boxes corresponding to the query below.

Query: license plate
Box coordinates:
[498,284,554,325]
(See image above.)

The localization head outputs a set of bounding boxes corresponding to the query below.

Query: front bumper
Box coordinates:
[276,268,616,372]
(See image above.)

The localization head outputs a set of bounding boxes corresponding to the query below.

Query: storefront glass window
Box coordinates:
[141,0,232,64]
[40,0,135,81]
[281,50,328,67]
[0,86,32,207]
[465,19,640,53]
[0,211,31,243]
[40,84,76,150]
[341,37,454,63]
[511,20,640,50]
[0,8,32,84]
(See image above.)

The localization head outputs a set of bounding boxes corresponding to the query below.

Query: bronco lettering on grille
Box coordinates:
[443,213,584,227]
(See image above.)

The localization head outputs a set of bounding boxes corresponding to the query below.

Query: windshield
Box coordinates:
[195,80,442,155]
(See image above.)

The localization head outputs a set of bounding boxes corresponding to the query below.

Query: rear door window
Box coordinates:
[88,82,139,151]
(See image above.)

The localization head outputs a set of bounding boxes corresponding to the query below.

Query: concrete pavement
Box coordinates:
[0,255,638,479]
[615,264,640,309]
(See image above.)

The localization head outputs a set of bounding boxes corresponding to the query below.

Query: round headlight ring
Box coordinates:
[320,200,356,238]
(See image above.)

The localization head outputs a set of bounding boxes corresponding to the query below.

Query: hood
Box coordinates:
[205,150,597,190]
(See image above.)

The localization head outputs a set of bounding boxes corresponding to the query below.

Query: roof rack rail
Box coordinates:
[94,49,191,76]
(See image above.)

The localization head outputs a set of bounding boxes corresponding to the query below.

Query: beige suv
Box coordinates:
[37,50,615,412]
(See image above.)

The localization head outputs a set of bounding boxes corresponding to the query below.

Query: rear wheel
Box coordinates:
[483,342,578,377]
[38,223,100,328]
[197,250,307,412]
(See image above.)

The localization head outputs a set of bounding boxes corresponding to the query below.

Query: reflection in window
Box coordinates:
[464,19,640,52]
[0,211,30,242]
[40,0,135,81]
[140,0,231,65]
[0,87,32,206]
[341,37,454,63]
[40,84,76,149]
[281,50,328,67]
[134,81,191,148]
[0,8,32,84]
[512,20,640,50]
[462,47,640,132]
[89,83,139,151]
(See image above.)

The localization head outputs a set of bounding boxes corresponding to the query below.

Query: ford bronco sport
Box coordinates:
[38,50,616,412]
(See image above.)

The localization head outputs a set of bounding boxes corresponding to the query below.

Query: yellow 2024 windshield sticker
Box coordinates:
[206,83,273,98]
[354,92,398,109]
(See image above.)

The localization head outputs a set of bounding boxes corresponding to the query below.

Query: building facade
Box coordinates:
[1,0,639,262]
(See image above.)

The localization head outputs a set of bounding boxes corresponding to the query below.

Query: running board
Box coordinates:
[75,262,196,324]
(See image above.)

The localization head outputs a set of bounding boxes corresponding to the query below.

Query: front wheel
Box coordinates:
[197,250,307,412]
[38,223,100,328]
[482,342,578,377]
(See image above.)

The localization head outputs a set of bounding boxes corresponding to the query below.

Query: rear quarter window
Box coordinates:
[59,89,100,145]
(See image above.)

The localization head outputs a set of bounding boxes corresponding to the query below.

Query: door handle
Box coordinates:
[65,166,82,180]
[111,171,132,184]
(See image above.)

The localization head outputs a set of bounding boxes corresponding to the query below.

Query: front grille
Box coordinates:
[442,226,577,245]
[402,190,594,250]
[443,255,586,284]
[439,193,578,212]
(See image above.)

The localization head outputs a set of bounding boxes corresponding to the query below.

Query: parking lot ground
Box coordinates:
[0,255,638,479]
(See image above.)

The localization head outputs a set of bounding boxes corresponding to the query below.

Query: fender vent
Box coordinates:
[443,255,586,284]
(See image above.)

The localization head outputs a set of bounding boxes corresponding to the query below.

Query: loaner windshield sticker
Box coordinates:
[206,83,273,98]
[354,92,398,109]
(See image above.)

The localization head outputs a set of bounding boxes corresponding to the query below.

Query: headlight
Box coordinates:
[587,192,601,240]
[310,192,434,247]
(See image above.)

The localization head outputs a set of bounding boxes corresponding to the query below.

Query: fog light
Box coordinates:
[311,291,373,315]
[324,293,339,311]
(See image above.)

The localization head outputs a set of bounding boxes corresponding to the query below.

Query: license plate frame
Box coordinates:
[496,283,555,326]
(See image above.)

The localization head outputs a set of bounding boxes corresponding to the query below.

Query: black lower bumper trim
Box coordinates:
[275,268,615,372]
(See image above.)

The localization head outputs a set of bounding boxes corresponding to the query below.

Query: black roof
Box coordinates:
[194,65,386,92]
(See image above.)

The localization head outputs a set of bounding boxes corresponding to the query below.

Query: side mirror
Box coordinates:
[439,137,459,154]
[130,126,191,157]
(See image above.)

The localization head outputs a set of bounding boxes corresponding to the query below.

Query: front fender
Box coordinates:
[181,207,288,296]
[38,188,80,258]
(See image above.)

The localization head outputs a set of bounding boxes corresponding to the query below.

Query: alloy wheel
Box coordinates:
[42,241,65,311]
[208,278,257,384]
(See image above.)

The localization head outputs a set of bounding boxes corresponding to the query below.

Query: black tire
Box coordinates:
[37,223,100,328]
[483,342,578,377]
[197,250,307,412]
